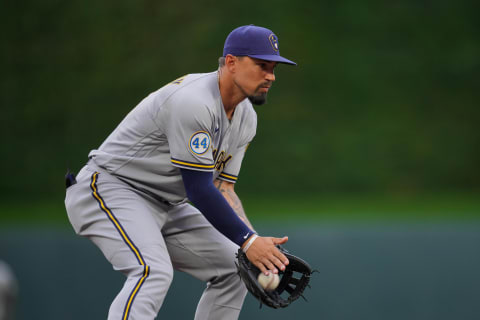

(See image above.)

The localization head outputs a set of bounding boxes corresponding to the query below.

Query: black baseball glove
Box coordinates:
[236,246,314,309]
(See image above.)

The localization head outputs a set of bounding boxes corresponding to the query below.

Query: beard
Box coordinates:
[248,82,271,105]
[234,79,271,106]
[248,92,267,105]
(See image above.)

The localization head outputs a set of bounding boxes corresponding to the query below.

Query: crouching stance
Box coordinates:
[65,25,296,319]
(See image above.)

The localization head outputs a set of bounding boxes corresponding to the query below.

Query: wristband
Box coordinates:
[242,234,259,253]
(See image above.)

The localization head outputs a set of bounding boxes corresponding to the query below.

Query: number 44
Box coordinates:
[192,137,208,149]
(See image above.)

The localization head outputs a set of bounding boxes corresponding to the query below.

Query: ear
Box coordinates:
[225,54,237,73]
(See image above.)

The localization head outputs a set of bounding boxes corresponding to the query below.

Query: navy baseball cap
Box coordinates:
[223,25,296,65]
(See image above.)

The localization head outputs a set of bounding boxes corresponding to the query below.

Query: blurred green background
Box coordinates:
[1,0,479,319]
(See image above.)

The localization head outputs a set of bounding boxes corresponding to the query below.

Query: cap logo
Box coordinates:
[268,34,279,52]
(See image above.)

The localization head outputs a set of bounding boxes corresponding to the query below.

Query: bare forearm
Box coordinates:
[214,180,255,231]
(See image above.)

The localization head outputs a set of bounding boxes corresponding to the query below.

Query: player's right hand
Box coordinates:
[243,236,289,275]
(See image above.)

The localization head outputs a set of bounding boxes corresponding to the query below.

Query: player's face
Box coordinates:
[233,57,277,105]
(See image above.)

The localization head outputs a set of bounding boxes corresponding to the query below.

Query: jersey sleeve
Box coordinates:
[217,107,257,183]
[217,141,252,183]
[164,96,215,172]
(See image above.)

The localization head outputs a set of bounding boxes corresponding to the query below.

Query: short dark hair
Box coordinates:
[218,55,245,68]
[218,57,225,67]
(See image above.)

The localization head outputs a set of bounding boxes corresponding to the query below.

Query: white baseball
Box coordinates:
[257,272,280,291]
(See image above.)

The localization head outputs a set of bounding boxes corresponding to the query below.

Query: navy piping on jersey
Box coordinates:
[90,172,150,320]
[171,157,215,170]
[218,172,238,183]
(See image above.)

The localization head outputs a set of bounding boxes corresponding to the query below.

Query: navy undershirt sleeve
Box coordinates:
[180,168,254,247]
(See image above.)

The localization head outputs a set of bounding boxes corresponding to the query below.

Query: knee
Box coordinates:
[209,243,244,286]
[229,272,248,298]
[210,264,248,307]
[125,260,174,293]
[128,262,174,310]
[211,258,245,293]
[146,261,174,290]
[231,270,247,295]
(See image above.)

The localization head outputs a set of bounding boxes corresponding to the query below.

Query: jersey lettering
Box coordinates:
[170,75,187,85]
[212,149,232,172]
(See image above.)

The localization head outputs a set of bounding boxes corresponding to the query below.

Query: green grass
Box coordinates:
[0,200,70,227]
[1,192,479,227]
[243,192,480,223]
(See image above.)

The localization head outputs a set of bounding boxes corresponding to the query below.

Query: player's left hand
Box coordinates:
[236,244,314,309]
[243,235,289,275]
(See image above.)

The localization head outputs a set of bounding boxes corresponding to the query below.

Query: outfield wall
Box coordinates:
[1,224,479,320]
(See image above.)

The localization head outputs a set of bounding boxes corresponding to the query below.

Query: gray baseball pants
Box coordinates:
[65,163,247,320]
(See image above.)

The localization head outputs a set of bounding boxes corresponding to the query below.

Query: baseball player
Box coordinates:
[65,25,296,320]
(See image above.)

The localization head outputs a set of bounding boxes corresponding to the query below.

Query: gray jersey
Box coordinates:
[88,71,257,204]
